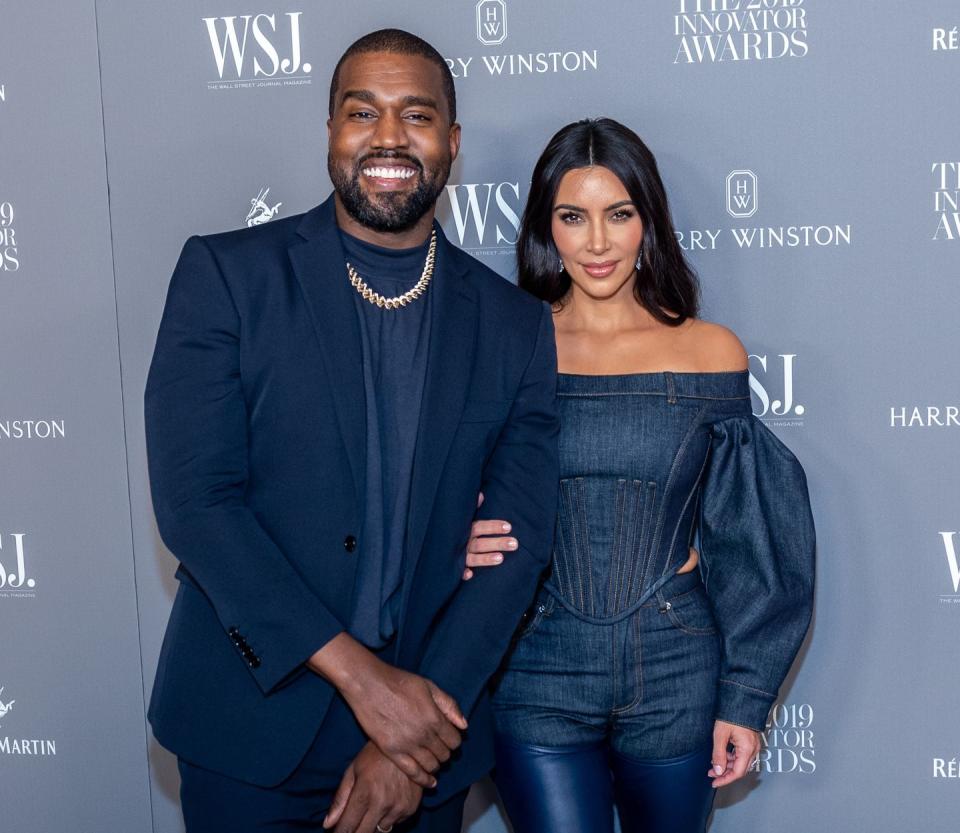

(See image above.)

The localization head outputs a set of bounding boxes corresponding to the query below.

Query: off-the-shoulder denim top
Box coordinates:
[545,370,815,729]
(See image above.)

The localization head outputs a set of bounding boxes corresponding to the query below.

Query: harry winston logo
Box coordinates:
[476,0,507,46]
[726,170,758,218]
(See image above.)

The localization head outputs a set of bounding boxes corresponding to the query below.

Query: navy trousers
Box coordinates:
[179,695,467,832]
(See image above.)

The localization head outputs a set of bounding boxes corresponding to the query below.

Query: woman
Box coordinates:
[463,119,815,833]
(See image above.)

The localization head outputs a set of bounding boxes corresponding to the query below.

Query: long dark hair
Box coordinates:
[518,118,699,325]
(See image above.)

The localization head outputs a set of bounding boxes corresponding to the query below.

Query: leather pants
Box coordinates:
[493,735,715,833]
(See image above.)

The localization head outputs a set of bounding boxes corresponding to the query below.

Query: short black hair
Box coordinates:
[329,29,456,123]
[518,118,700,326]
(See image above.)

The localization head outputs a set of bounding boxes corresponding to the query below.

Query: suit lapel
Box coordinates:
[404,232,478,580]
[288,200,478,584]
[288,197,366,505]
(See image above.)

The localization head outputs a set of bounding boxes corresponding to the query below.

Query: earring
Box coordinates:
[558,258,565,273]
[636,245,644,272]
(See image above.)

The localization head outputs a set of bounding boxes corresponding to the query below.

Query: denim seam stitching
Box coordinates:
[612,611,644,715]
[554,482,573,602]
[608,479,628,617]
[571,478,588,612]
[666,606,718,636]
[643,404,708,593]
[576,477,596,617]
[659,447,712,584]
[719,679,776,698]
[558,392,750,402]
[622,480,647,611]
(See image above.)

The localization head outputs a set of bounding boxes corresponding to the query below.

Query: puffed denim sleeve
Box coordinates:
[698,416,815,730]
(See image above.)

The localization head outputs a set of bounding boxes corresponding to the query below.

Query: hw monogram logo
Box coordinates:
[476,0,508,46]
[940,532,960,596]
[443,182,522,254]
[203,12,310,83]
[726,170,758,219]
[749,354,805,424]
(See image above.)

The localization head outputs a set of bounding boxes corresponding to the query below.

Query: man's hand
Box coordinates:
[708,720,761,788]
[323,742,422,833]
[308,633,467,787]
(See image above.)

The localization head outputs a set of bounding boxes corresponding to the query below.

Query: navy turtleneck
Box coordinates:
[339,227,434,649]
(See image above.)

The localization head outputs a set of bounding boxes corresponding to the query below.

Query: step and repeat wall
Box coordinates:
[2,1,958,831]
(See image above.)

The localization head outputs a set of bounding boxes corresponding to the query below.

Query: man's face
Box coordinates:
[327,51,460,234]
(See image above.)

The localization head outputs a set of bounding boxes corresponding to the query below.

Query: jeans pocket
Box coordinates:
[515,591,557,641]
[662,586,718,636]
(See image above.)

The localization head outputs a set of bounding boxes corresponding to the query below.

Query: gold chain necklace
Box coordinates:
[346,230,437,310]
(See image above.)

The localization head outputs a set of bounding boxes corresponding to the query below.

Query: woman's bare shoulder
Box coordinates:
[683,319,749,372]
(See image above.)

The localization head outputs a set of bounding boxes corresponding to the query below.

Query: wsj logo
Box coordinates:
[0,533,36,596]
[476,0,507,46]
[749,354,804,425]
[726,170,757,218]
[939,532,960,604]
[203,13,311,86]
[443,182,521,255]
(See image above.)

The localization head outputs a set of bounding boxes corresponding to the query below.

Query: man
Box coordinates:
[145,29,559,833]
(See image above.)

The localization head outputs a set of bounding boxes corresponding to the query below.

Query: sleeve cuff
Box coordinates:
[715,679,775,731]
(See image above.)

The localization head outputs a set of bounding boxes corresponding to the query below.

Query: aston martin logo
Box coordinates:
[246,187,282,227]
[0,687,14,726]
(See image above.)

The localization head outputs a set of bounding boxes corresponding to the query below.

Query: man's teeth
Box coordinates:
[362,166,416,180]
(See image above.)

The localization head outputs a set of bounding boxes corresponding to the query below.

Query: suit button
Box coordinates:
[344,535,357,553]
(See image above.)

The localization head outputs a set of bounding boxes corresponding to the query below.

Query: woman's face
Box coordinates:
[551,166,644,303]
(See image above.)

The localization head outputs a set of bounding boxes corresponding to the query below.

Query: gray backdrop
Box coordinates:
[2,1,958,830]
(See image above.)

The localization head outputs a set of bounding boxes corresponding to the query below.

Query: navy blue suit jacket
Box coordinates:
[145,196,559,801]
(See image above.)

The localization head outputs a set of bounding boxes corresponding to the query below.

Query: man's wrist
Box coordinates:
[307,631,376,696]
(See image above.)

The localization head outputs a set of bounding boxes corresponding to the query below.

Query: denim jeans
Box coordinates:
[492,570,719,759]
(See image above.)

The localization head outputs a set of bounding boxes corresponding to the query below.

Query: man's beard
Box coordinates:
[328,151,450,234]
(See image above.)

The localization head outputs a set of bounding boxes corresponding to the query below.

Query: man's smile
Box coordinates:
[361,165,417,180]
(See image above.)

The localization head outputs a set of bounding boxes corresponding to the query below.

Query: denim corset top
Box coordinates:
[544,370,816,727]
[546,370,813,614]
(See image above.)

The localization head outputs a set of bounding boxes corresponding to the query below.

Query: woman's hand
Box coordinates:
[463,492,518,580]
[708,720,760,788]
[677,547,699,574]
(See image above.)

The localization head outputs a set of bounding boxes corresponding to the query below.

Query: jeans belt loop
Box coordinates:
[664,371,677,405]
